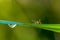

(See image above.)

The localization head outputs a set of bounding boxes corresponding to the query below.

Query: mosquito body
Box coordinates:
[32,19,41,24]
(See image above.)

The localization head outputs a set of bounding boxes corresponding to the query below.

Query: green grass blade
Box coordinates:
[31,24,60,32]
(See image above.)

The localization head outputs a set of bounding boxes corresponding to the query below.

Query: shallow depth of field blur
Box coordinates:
[0,0,60,40]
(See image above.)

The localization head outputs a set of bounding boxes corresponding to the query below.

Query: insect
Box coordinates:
[32,19,41,24]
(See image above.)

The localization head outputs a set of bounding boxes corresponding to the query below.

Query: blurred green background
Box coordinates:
[0,0,60,40]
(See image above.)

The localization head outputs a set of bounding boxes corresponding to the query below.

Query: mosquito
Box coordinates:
[32,19,41,24]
